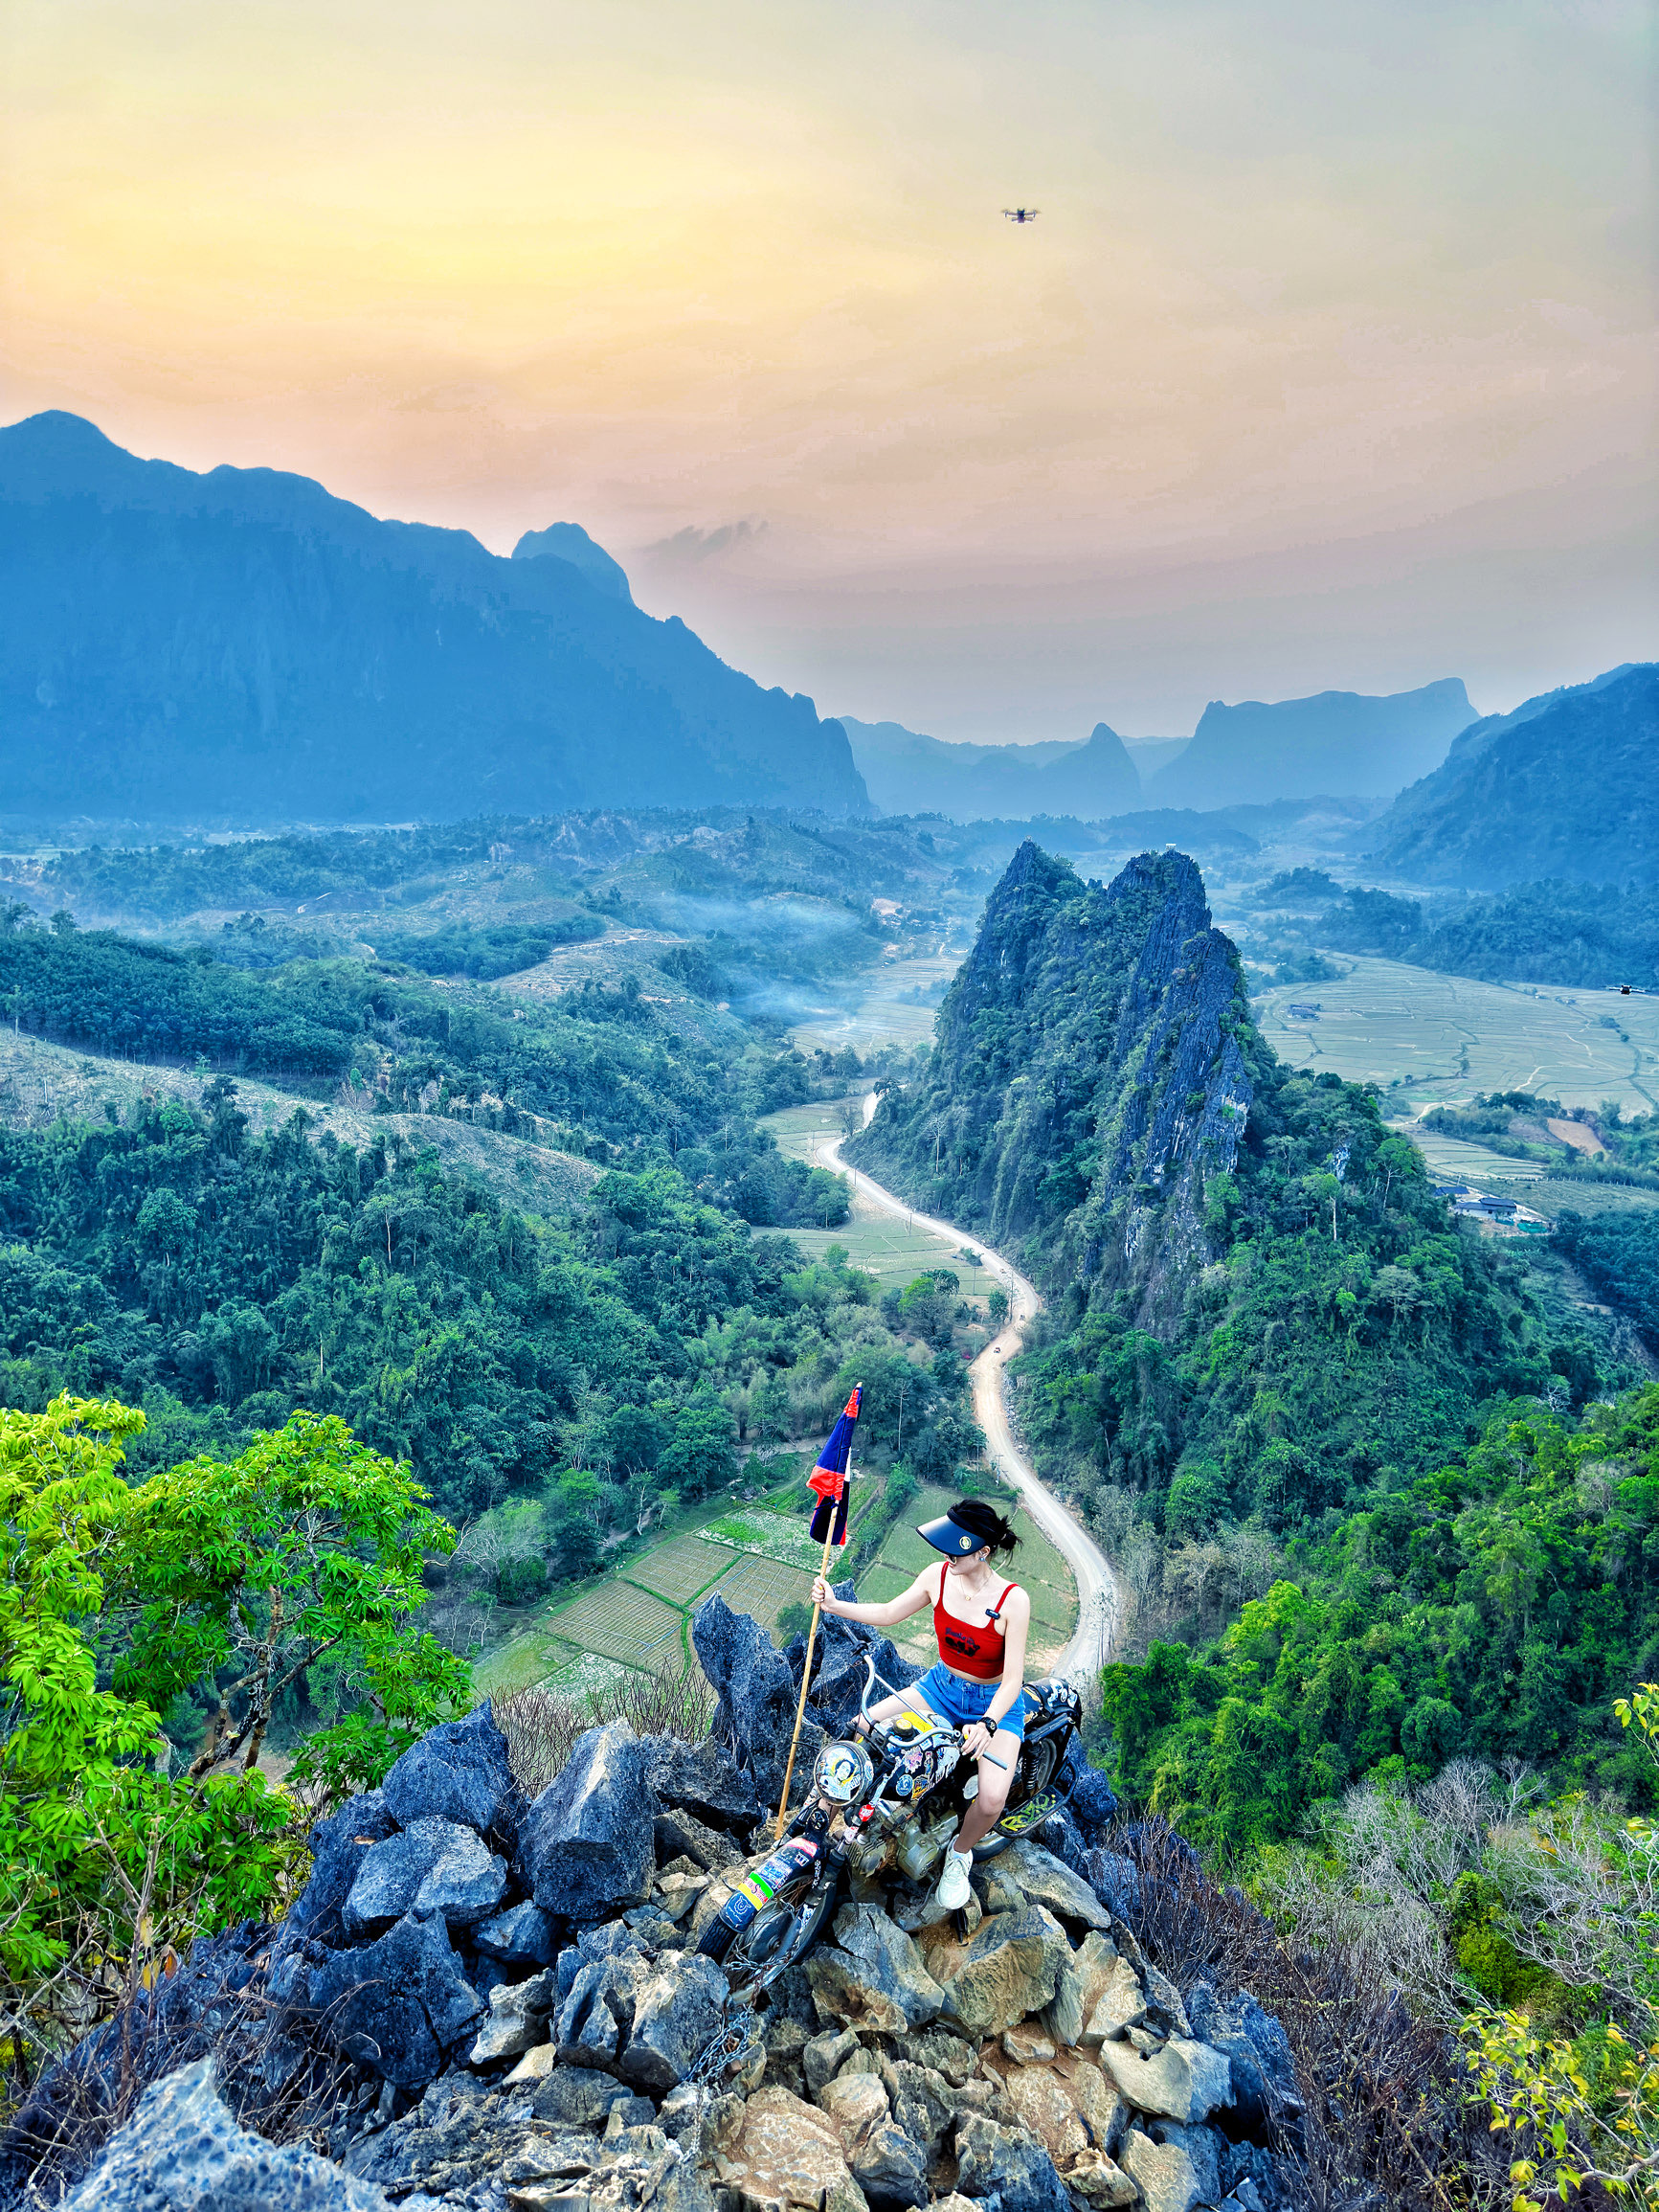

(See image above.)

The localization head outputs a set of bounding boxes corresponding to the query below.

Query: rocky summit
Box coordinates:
[2,1611,1300,2212]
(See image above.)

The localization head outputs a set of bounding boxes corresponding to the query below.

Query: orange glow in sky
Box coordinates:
[3,0,1654,737]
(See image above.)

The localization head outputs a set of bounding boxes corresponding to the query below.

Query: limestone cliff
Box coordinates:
[847,844,1267,1338]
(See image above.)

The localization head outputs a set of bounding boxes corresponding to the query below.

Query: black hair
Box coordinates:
[949,1498,1019,1558]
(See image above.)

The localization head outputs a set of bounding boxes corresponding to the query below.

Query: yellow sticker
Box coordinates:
[736,1875,773,1909]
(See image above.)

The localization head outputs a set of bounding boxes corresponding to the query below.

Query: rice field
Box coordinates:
[621,1533,737,1607]
[543,1581,687,1669]
[702,1507,829,1571]
[703,1551,816,1637]
[1255,959,1659,1115]
[788,953,959,1056]
[1398,1124,1547,1185]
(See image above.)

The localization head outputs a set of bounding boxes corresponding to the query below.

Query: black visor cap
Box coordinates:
[916,1510,987,1558]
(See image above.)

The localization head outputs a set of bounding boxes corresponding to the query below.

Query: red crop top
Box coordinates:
[932,1564,1019,1681]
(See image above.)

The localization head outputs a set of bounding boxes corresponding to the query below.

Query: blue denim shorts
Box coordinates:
[910,1663,1026,1745]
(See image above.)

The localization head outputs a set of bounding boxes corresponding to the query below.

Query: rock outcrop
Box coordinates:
[2,1673,1294,2212]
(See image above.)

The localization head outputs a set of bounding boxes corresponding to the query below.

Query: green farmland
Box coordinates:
[1255,958,1659,1114]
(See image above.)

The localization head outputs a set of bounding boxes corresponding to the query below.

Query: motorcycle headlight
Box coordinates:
[814,1738,874,1805]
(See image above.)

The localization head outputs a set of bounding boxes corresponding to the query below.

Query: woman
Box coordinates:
[811,1497,1029,1909]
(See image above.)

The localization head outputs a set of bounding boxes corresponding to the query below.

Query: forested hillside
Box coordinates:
[1309,877,1659,989]
[0,904,982,1544]
[854,838,1640,1833]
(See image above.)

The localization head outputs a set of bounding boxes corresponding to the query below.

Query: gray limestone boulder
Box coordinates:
[1001,1840,1114,1930]
[941,1905,1071,2038]
[1083,1849,1141,1919]
[805,1906,944,2034]
[469,1966,561,2063]
[343,1816,507,1936]
[531,2065,647,2129]
[641,1735,764,1833]
[1098,2036,1232,2126]
[617,1953,728,2092]
[474,1898,559,1966]
[691,1594,799,1799]
[310,1905,485,2086]
[284,1790,398,1947]
[380,1700,527,1859]
[848,2118,930,2208]
[953,2112,1072,2212]
[60,2058,392,2210]
[522,1721,659,1920]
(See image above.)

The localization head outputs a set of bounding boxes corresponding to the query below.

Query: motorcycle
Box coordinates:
[696,1652,1082,2002]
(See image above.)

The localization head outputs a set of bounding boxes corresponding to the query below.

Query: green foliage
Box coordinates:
[1100,1384,1659,1847]
[1314,878,1659,991]
[1,1394,460,2076]
[1556,1211,1659,1350]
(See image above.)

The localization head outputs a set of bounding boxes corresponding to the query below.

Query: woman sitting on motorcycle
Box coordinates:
[811,1498,1028,1909]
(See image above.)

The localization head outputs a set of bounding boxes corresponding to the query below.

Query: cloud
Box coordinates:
[644,521,769,567]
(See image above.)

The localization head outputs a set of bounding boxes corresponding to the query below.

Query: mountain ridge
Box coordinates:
[840,715,1141,822]
[1147,677,1474,808]
[0,412,868,831]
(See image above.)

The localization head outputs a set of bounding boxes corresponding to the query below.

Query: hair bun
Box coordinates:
[949,1497,1020,1557]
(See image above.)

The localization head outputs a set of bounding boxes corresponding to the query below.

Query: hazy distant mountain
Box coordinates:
[512,521,633,604]
[1147,678,1474,808]
[1123,735,1190,784]
[840,716,1140,821]
[1366,663,1659,887]
[0,413,867,830]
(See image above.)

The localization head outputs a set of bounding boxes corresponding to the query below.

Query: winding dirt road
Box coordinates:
[815,1098,1121,1690]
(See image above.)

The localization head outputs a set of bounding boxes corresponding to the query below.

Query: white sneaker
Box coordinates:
[935,1846,973,1910]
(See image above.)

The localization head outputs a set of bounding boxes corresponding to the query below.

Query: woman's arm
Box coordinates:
[810,1565,935,1630]
[983,1589,1031,1728]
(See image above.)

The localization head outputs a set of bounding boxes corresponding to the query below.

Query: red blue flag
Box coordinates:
[807,1385,862,1547]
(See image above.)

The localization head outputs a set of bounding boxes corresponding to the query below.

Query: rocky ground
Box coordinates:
[0,1601,1302,2212]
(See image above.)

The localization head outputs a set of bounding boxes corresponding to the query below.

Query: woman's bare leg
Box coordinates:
[955,1746,1015,1852]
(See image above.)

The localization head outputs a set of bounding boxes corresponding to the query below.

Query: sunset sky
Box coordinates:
[3,0,1654,740]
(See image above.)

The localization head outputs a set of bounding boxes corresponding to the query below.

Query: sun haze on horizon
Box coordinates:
[3,0,1653,741]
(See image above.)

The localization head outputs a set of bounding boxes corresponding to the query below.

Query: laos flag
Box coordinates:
[807,1385,862,1546]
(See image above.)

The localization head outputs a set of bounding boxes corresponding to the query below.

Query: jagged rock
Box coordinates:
[284,1790,400,1947]
[1081,1956,1149,2047]
[1001,1840,1114,1930]
[310,1905,486,2086]
[1002,2023,1057,2063]
[1066,2056,1130,2157]
[1098,2035,1232,2125]
[655,1804,741,1871]
[643,1736,764,1833]
[953,2112,1072,2212]
[382,1700,526,1858]
[803,2026,861,2095]
[344,1816,507,1936]
[890,2027,976,2088]
[58,2059,393,2211]
[1063,2151,1139,2206]
[1042,1927,1118,2046]
[976,1861,1028,1915]
[818,2072,888,2133]
[847,2119,930,2208]
[656,1868,711,1922]
[938,1905,1070,2037]
[532,2066,651,2128]
[1121,2126,1205,2212]
[523,1722,659,1920]
[692,1595,802,1801]
[875,2057,956,2158]
[1002,2065,1088,2162]
[504,2043,559,2086]
[1065,1761,1120,1837]
[475,1899,560,1966]
[1082,1849,1141,1918]
[1185,1978,1302,2142]
[709,2083,871,2212]
[469,1965,560,2063]
[1144,1963,1193,2038]
[806,1906,944,2033]
[554,1958,630,2066]
[1148,2121,1224,2210]
[785,1604,925,1739]
[618,1954,728,2093]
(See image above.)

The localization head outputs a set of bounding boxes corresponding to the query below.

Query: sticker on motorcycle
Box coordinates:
[735,1874,775,1909]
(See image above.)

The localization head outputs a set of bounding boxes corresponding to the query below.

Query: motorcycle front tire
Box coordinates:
[697,1877,837,1995]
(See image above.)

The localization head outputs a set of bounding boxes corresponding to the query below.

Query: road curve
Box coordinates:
[815,1098,1121,1690]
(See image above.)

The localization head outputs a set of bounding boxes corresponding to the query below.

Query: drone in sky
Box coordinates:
[1002,207,1040,224]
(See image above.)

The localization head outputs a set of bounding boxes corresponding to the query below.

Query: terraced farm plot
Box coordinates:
[473,1632,581,1699]
[623,1534,735,1607]
[703,1509,827,1571]
[1255,959,1659,1114]
[705,1551,816,1637]
[544,1582,687,1669]
[1400,1124,1546,1184]
[789,955,959,1056]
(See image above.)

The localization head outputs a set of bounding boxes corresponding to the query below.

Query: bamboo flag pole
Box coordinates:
[773,1446,851,1841]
